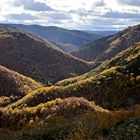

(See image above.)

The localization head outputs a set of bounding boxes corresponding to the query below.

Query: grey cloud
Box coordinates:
[132,18,140,22]
[94,0,106,7]
[6,13,37,20]
[104,11,140,18]
[84,17,140,30]
[68,9,102,17]
[50,13,71,20]
[78,23,125,30]
[26,19,63,26]
[41,12,72,20]
[90,18,125,26]
[117,0,140,6]
[13,0,53,11]
[48,19,63,24]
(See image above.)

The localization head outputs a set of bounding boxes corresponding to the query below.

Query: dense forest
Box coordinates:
[0,23,140,140]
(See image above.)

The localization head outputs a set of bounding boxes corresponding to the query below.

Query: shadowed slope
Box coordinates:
[0,65,42,106]
[9,66,140,110]
[7,24,102,52]
[0,25,95,85]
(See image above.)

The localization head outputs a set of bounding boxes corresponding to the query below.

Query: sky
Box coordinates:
[0,0,140,30]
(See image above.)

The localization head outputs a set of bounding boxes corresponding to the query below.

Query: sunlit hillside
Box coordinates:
[0,0,140,139]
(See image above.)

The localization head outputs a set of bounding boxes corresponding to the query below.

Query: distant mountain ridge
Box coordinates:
[0,25,95,84]
[4,24,102,52]
[72,24,140,61]
[85,30,117,37]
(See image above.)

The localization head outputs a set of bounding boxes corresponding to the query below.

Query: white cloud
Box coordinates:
[0,0,139,30]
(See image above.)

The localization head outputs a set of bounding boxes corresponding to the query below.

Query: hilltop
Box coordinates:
[72,24,140,61]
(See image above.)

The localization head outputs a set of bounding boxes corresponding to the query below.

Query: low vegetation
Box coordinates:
[1,97,140,139]
[8,66,140,110]
[0,26,95,85]
[0,25,140,139]
[0,65,42,107]
[56,42,140,86]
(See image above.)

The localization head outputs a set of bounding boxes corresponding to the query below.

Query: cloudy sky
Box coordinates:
[0,0,140,30]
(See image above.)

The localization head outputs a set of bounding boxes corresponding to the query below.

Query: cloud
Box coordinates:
[6,13,37,20]
[40,12,72,20]
[69,9,102,17]
[50,13,71,20]
[78,17,134,30]
[94,0,106,7]
[104,11,140,18]
[117,0,140,6]
[0,0,140,30]
[13,0,53,11]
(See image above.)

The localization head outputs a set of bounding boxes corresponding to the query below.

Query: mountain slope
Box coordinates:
[14,42,139,110]
[9,65,140,110]
[7,24,102,52]
[6,42,140,139]
[0,25,95,84]
[85,30,117,37]
[72,24,140,61]
[56,42,140,87]
[1,31,140,140]
[102,117,140,140]
[1,97,140,140]
[0,65,41,106]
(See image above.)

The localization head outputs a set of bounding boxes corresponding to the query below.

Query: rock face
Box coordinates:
[72,24,140,61]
